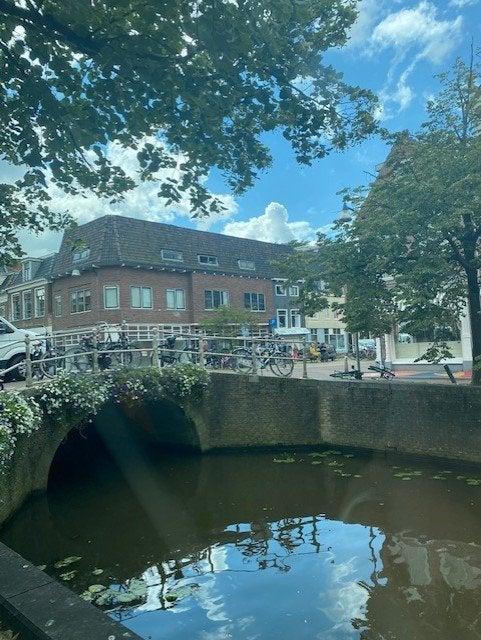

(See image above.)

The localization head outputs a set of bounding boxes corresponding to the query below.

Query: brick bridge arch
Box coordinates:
[2,374,481,527]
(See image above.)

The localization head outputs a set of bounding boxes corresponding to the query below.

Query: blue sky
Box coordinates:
[16,0,481,256]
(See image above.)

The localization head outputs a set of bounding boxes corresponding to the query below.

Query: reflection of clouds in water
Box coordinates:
[319,557,370,639]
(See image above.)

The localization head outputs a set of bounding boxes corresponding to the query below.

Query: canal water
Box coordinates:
[3,425,481,640]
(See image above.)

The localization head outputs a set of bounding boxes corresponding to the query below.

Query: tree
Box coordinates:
[0,0,379,263]
[280,52,481,382]
[199,305,258,337]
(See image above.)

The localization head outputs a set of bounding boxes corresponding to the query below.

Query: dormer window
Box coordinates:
[73,247,90,261]
[161,249,183,262]
[238,259,255,270]
[22,261,32,282]
[198,254,218,266]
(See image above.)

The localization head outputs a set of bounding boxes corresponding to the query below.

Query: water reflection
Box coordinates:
[3,425,481,639]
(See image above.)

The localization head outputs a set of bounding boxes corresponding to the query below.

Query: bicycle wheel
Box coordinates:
[40,351,64,378]
[270,356,294,377]
[110,345,133,368]
[232,348,254,374]
[70,348,91,373]
[179,347,195,364]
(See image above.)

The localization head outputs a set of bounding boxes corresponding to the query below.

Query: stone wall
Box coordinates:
[186,375,481,462]
[3,374,481,527]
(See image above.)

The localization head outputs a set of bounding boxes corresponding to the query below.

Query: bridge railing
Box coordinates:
[1,324,324,387]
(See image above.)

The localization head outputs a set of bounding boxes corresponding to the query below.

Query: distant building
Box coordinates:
[42,215,303,334]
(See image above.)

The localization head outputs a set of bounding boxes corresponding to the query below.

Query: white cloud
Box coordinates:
[449,0,478,6]
[15,137,237,256]
[221,202,317,244]
[370,2,463,65]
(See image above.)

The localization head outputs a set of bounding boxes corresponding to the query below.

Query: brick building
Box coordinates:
[44,215,301,333]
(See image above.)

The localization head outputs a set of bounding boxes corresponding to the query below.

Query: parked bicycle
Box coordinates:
[70,322,143,372]
[232,337,294,377]
[152,334,197,367]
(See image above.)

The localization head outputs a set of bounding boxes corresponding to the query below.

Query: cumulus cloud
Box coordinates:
[370,2,463,64]
[361,1,464,117]
[221,202,317,244]
[16,137,237,256]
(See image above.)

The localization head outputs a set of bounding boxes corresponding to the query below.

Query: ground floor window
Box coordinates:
[244,292,265,311]
[166,288,186,310]
[23,291,32,319]
[131,286,153,309]
[34,287,45,317]
[104,285,119,309]
[12,294,20,321]
[205,290,229,309]
[70,289,91,314]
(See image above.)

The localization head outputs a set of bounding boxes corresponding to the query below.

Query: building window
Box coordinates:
[131,286,152,309]
[161,249,183,262]
[198,255,218,266]
[72,247,90,261]
[70,289,91,314]
[104,285,119,309]
[205,290,229,309]
[23,291,32,319]
[22,262,32,282]
[238,259,255,271]
[12,295,20,322]
[244,292,265,311]
[275,284,286,296]
[289,285,299,297]
[34,288,45,317]
[166,289,186,310]
[54,295,62,317]
[277,309,287,328]
[290,309,301,328]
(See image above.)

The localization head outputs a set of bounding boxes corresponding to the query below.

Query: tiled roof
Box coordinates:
[52,215,293,278]
[4,255,56,288]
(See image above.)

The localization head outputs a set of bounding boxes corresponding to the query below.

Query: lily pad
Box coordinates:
[59,570,77,581]
[273,455,295,463]
[92,568,104,576]
[54,556,82,569]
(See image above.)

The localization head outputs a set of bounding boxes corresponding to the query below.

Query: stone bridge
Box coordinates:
[2,374,481,526]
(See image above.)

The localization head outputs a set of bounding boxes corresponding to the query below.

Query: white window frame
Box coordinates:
[166,288,186,310]
[130,286,153,309]
[34,287,45,318]
[12,294,20,322]
[104,285,119,309]
[198,254,219,266]
[161,249,183,262]
[70,289,92,314]
[289,285,299,297]
[23,291,32,319]
[238,259,255,271]
[244,292,265,312]
[275,284,286,296]
[54,295,62,317]
[277,309,287,328]
[290,309,301,328]
[205,290,229,310]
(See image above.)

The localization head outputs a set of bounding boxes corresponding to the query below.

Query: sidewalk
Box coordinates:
[286,359,470,384]
[1,359,471,391]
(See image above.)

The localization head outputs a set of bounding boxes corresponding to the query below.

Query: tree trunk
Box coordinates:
[465,263,481,385]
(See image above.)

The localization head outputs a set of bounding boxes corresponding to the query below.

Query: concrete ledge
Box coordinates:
[0,542,141,640]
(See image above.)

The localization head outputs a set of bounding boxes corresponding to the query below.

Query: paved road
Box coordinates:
[2,358,469,391]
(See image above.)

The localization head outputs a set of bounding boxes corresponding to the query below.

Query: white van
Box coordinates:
[0,317,41,381]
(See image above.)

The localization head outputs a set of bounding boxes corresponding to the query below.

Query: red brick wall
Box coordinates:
[51,266,275,331]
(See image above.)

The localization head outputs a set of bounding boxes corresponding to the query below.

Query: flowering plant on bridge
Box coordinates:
[158,363,210,401]
[38,372,111,424]
[0,392,42,468]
